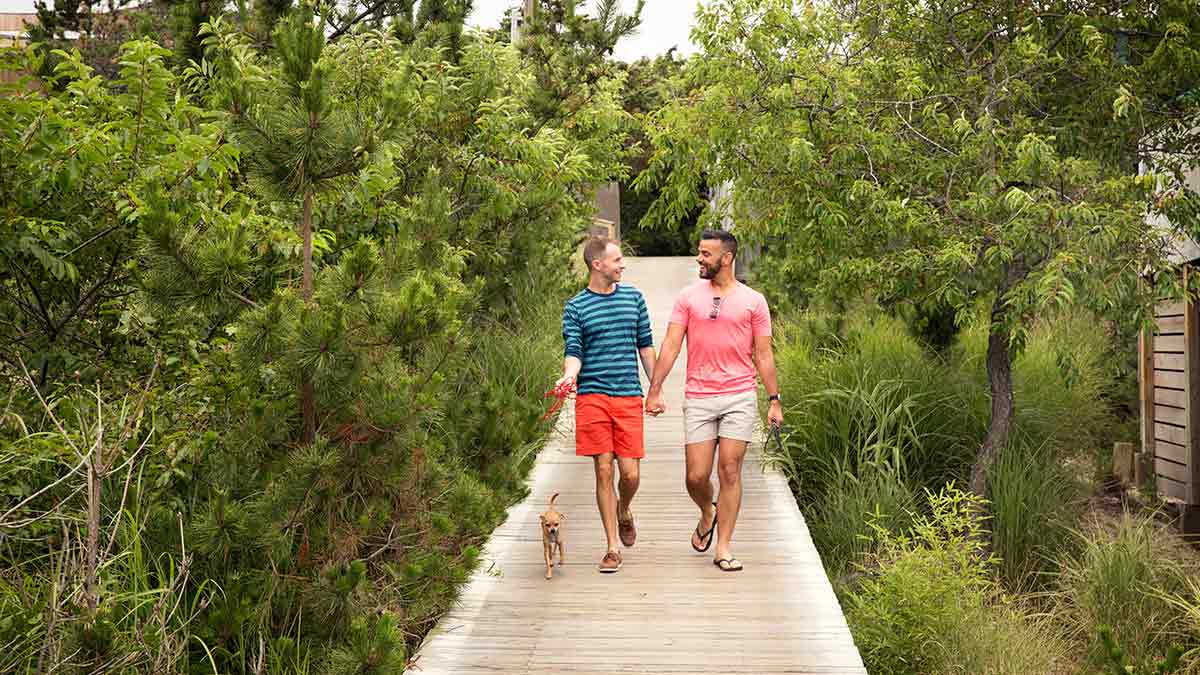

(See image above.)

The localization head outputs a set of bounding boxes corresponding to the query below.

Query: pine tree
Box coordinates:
[207,9,383,442]
[519,0,645,124]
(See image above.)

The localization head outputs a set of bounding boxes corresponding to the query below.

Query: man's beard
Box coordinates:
[699,260,723,278]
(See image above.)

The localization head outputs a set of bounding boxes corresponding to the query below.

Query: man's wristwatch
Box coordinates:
[768,394,781,403]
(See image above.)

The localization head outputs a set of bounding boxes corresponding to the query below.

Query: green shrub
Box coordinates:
[845,485,1070,674]
[1055,514,1195,671]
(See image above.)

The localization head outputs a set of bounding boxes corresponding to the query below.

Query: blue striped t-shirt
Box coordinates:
[562,283,653,397]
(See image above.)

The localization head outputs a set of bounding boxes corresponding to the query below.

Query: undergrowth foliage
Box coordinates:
[845,485,1070,675]
[0,6,626,672]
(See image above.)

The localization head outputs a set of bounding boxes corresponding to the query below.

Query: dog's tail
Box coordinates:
[548,492,559,509]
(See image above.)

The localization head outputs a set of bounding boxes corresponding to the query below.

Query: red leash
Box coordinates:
[541,380,577,422]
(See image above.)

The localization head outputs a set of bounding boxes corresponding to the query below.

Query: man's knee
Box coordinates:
[594,457,615,484]
[717,459,743,486]
[620,465,640,486]
[685,470,710,490]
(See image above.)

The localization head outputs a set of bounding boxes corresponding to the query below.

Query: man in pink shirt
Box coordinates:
[645,230,783,572]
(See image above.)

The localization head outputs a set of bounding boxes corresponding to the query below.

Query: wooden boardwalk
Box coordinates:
[408,257,866,674]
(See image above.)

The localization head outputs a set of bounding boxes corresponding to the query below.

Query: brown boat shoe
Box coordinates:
[618,511,636,547]
[598,549,623,573]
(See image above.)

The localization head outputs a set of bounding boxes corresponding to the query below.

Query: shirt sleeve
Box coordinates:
[636,291,653,349]
[669,291,690,326]
[751,293,773,337]
[563,303,583,359]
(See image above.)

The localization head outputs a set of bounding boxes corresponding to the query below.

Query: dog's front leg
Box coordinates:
[544,540,554,579]
[557,540,565,566]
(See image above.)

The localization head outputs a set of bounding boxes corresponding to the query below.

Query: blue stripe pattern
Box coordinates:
[563,284,653,397]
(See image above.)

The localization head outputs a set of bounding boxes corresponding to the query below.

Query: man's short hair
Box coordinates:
[583,237,618,269]
[701,229,738,258]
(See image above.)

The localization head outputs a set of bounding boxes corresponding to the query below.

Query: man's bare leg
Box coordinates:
[684,439,718,549]
[593,453,620,554]
[616,456,641,521]
[713,437,749,563]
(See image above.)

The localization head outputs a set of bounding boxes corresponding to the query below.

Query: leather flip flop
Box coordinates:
[713,558,743,572]
[691,501,717,553]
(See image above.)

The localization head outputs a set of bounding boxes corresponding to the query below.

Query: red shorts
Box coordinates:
[575,394,645,459]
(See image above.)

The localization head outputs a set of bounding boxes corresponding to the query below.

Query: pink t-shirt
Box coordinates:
[669,280,772,397]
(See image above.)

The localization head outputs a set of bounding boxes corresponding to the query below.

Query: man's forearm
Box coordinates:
[649,344,679,391]
[562,356,582,380]
[756,351,780,396]
[638,346,657,382]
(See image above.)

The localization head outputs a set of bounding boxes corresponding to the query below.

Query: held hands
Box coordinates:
[644,388,666,417]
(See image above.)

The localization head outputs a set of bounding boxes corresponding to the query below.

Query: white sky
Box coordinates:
[0,0,700,62]
[468,0,700,62]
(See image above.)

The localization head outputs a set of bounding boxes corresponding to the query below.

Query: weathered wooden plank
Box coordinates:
[1156,404,1188,427]
[407,257,867,675]
[1187,268,1199,506]
[1157,314,1186,334]
[1156,387,1188,408]
[1156,335,1186,353]
[1158,300,1186,317]
[1157,438,1189,465]
[1114,442,1135,484]
[1156,370,1187,390]
[1156,457,1190,483]
[1156,422,1189,447]
[1159,475,1190,502]
[1156,353,1187,371]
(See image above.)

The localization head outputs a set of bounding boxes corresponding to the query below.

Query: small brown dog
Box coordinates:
[539,492,565,579]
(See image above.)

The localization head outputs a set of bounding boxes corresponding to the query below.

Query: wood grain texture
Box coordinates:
[1156,335,1186,353]
[1187,268,1199,505]
[406,257,867,674]
[1156,370,1187,390]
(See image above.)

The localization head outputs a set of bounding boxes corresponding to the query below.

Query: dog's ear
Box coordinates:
[539,514,546,524]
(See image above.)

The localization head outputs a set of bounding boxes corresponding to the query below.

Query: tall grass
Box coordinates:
[770,308,1115,589]
[988,440,1080,589]
[1054,514,1196,672]
[768,314,975,578]
[950,311,1112,457]
[444,276,565,492]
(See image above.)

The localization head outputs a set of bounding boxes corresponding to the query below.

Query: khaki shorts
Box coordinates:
[683,390,758,444]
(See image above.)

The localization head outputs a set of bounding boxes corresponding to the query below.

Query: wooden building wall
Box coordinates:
[0,13,36,87]
[1141,270,1200,504]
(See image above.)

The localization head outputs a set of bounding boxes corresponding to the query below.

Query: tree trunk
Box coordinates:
[301,190,314,301]
[300,190,316,444]
[969,298,1015,499]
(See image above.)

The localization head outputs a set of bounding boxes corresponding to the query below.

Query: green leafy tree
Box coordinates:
[0,40,234,384]
[617,52,700,255]
[639,0,1200,500]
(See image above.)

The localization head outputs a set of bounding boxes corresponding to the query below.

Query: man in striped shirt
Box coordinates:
[556,237,657,573]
